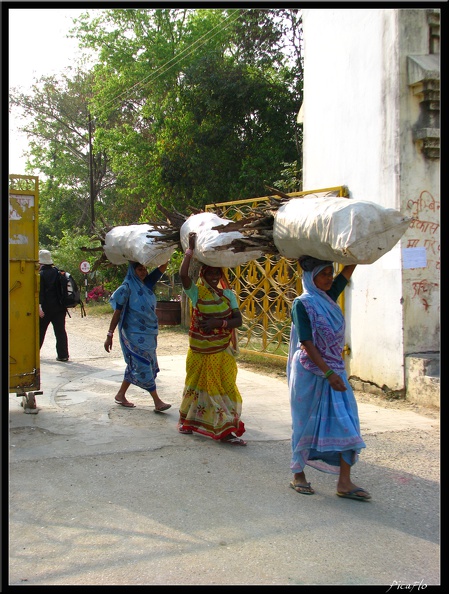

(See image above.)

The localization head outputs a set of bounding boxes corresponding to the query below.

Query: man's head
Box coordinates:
[39,250,53,265]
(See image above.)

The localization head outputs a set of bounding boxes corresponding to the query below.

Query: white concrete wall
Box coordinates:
[397,10,440,355]
[301,8,440,391]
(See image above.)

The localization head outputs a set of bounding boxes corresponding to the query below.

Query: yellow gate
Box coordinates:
[9,174,41,411]
[205,186,348,362]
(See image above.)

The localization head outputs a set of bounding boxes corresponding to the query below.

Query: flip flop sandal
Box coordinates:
[290,481,315,495]
[114,398,135,408]
[221,436,247,446]
[177,424,193,434]
[154,404,172,412]
[336,487,371,501]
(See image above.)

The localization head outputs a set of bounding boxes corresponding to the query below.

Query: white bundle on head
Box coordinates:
[180,212,264,267]
[273,197,411,264]
[104,224,177,267]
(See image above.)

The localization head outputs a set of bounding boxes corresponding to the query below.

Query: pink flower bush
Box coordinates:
[87,285,110,303]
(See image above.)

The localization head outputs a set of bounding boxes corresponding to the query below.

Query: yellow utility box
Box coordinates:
[9,174,42,412]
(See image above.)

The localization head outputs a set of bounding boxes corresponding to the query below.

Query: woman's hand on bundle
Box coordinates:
[188,232,196,250]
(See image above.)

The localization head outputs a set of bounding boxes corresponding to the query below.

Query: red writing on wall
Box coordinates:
[406,190,440,274]
[407,190,440,217]
[406,190,440,309]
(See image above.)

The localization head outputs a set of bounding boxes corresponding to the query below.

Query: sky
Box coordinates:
[8,7,96,174]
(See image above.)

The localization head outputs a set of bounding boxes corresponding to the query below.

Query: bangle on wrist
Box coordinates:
[107,331,114,337]
[185,249,193,257]
[324,369,334,379]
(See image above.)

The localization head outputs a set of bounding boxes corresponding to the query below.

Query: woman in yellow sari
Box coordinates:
[178,232,246,445]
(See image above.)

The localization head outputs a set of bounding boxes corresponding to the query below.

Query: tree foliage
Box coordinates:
[10,7,303,249]
[9,70,122,242]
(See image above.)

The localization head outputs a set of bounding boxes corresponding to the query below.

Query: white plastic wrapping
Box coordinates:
[273,197,411,264]
[180,212,265,267]
[103,224,177,268]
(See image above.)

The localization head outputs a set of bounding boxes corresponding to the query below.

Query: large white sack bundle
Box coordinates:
[273,197,411,264]
[180,212,265,267]
[103,224,177,268]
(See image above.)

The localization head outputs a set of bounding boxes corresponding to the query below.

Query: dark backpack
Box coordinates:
[55,268,86,317]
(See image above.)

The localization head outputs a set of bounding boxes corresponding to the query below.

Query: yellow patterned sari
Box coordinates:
[179,272,245,440]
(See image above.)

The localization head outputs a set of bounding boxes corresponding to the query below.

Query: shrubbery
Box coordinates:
[87,285,111,303]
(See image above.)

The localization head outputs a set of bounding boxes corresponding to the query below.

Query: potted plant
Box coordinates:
[156,251,183,326]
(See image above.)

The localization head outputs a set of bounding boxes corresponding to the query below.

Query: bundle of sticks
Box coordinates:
[82,186,411,269]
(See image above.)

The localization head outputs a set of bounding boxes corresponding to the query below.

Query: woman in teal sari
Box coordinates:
[104,261,171,412]
[287,256,371,501]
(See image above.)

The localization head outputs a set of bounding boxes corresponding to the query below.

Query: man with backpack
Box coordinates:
[38,249,70,362]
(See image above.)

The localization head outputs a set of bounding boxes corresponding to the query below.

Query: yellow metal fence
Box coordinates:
[205,186,348,361]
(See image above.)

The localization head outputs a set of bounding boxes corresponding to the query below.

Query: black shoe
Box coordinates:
[56,357,69,362]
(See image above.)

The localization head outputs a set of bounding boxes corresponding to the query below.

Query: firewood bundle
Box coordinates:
[273,196,412,264]
[94,192,411,268]
[103,224,178,268]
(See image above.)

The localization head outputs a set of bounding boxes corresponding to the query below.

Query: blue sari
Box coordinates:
[287,267,366,474]
[109,263,163,393]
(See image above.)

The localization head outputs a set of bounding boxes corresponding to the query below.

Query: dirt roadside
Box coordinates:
[67,311,440,421]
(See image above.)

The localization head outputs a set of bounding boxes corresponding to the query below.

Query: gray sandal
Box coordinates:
[290,481,315,495]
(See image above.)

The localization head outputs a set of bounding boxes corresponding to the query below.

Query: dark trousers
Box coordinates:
[39,309,69,359]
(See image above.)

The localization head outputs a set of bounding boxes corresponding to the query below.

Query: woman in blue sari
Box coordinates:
[287,255,371,501]
[104,261,171,412]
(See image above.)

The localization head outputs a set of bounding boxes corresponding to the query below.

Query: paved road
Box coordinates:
[8,318,440,586]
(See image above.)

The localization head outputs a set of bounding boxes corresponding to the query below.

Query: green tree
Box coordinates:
[9,69,122,242]
[10,8,304,253]
[149,50,298,209]
[72,7,303,216]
